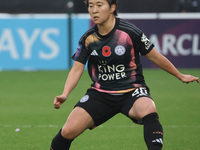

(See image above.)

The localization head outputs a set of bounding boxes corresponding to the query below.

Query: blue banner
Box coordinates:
[0,16,90,70]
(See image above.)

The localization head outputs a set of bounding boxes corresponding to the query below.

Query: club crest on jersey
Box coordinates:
[102,46,111,57]
[115,45,126,56]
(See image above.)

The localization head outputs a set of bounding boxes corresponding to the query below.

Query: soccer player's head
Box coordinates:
[84,0,118,16]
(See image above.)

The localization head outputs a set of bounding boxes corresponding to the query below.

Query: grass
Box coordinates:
[0,69,199,150]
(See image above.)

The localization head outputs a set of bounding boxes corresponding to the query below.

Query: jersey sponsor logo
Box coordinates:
[102,46,111,57]
[141,33,152,50]
[115,45,126,56]
[91,50,98,56]
[80,95,89,103]
[99,60,107,65]
[97,64,127,81]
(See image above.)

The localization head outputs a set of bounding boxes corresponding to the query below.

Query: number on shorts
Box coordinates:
[132,88,148,97]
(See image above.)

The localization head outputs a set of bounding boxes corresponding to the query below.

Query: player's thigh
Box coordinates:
[128,97,157,120]
[61,106,94,139]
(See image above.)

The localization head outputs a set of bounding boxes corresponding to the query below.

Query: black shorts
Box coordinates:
[75,87,152,129]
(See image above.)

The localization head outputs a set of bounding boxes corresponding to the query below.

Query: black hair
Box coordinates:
[84,0,118,16]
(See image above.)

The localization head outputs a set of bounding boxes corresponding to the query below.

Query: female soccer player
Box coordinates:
[50,0,199,149]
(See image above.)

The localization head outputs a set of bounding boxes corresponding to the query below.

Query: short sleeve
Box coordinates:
[136,33,154,56]
[72,40,89,64]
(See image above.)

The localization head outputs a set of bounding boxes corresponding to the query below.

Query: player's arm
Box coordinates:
[54,61,85,109]
[145,48,199,84]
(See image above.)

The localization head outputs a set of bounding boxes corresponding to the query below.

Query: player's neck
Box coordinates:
[97,16,116,36]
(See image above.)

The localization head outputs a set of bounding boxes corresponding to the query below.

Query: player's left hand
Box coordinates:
[179,74,199,84]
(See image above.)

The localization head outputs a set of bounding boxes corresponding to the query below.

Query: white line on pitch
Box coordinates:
[0,124,199,129]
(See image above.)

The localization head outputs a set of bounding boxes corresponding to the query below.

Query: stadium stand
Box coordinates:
[0,0,176,13]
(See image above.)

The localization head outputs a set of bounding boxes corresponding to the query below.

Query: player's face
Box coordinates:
[88,0,115,25]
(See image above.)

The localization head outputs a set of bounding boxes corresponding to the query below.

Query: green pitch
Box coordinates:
[0,69,199,150]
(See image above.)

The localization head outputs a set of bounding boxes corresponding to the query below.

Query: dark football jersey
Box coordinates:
[72,18,154,94]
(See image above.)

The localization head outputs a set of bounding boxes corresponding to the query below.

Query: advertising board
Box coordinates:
[0,13,199,70]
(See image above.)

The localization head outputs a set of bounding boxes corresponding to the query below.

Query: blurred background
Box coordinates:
[0,0,200,13]
[0,0,200,70]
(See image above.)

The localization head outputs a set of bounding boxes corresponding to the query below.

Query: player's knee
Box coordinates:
[130,98,157,119]
[61,127,78,140]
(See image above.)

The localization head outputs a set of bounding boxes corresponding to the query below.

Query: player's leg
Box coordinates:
[50,106,94,150]
[129,97,163,150]
[128,96,157,120]
[62,106,94,139]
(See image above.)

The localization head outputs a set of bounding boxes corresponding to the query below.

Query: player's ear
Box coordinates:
[110,4,116,14]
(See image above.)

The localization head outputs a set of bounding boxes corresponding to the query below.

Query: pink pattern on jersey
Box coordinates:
[115,29,128,45]
[115,30,137,82]
[92,64,98,81]
[129,37,137,82]
[91,63,101,89]
[91,87,136,94]
[133,83,142,88]
[95,82,101,89]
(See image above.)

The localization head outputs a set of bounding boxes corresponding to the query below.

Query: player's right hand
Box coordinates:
[53,95,68,109]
